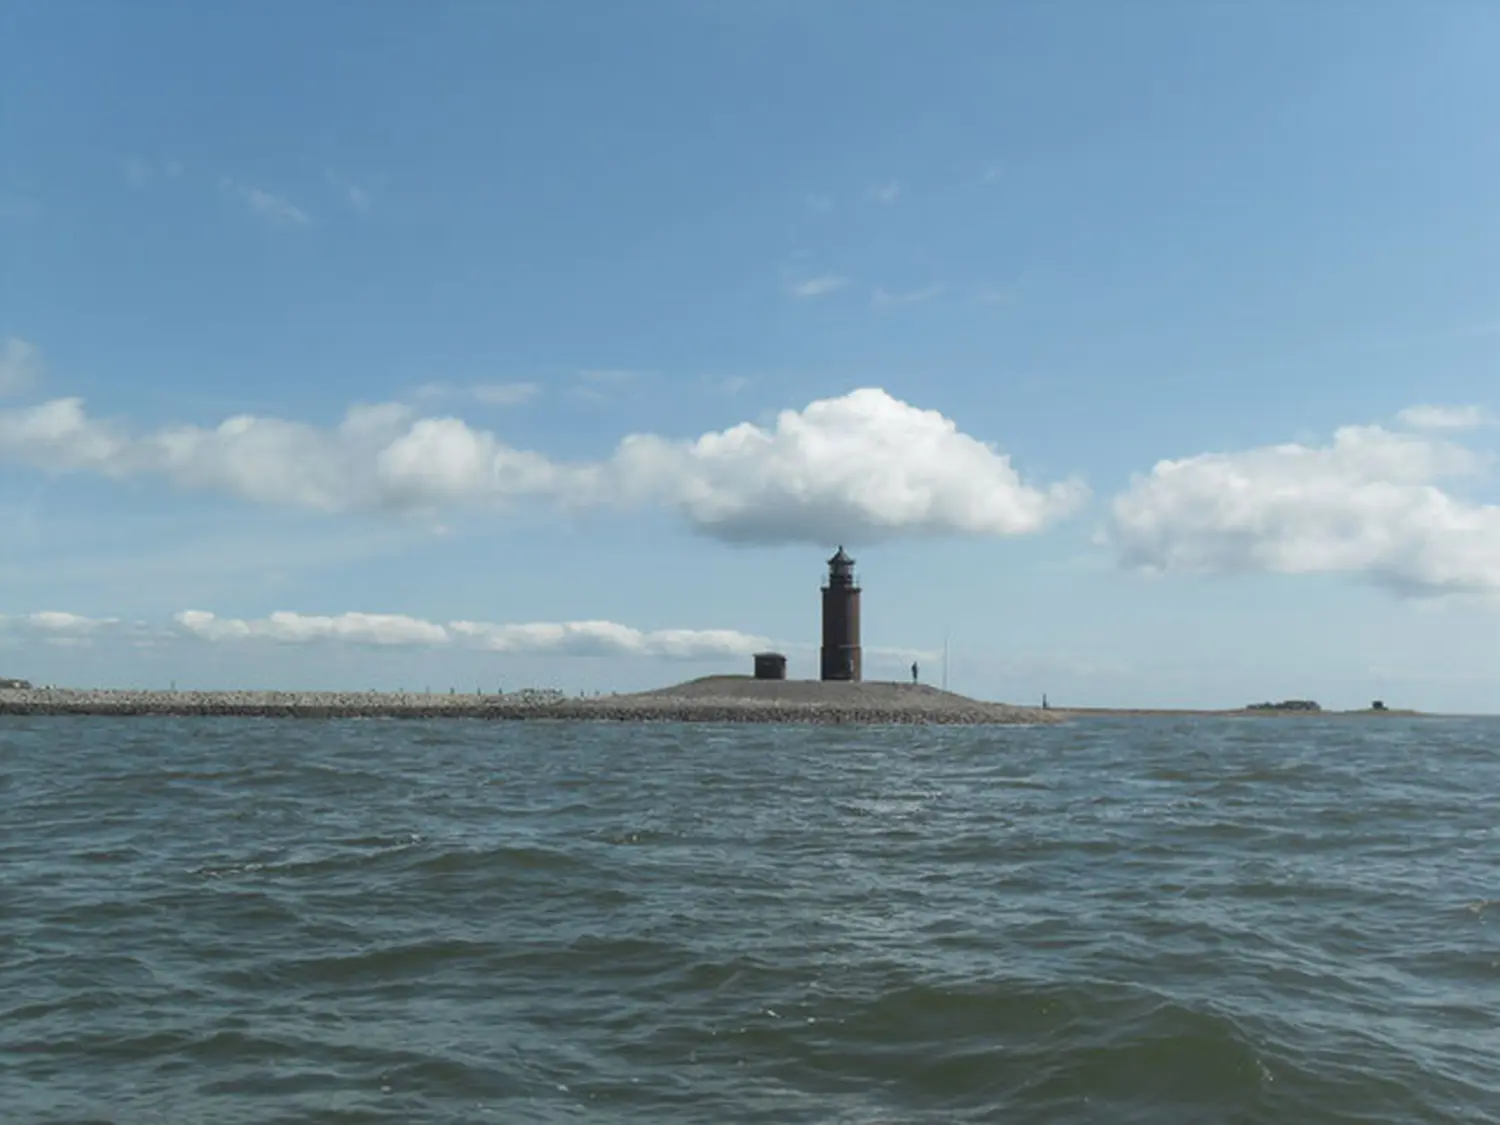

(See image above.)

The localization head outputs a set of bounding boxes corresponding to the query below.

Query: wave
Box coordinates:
[4,715,1498,1124]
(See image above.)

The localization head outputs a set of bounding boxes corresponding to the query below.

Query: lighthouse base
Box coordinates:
[819,645,862,682]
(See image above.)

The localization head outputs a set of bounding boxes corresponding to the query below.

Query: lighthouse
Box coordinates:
[820,546,862,682]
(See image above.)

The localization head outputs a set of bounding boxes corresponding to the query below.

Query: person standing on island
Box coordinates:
[911,661,919,684]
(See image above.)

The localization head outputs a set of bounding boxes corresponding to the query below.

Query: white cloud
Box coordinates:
[612,387,1087,543]
[176,609,446,646]
[449,619,768,659]
[0,395,570,512]
[0,337,42,395]
[0,611,123,648]
[1395,404,1493,431]
[872,284,944,308]
[23,611,119,635]
[174,610,766,659]
[1108,418,1500,598]
[0,387,1084,544]
[786,275,848,298]
[868,181,902,204]
[374,416,572,509]
[155,403,419,511]
[0,398,130,471]
[221,179,312,228]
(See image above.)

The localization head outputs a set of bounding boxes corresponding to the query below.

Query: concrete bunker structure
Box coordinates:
[753,652,788,680]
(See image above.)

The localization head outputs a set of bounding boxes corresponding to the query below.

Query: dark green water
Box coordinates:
[3,716,1497,1124]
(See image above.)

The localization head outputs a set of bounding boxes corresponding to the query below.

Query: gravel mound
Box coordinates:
[0,678,1056,725]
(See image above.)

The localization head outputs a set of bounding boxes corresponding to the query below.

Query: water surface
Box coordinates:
[3,716,1497,1123]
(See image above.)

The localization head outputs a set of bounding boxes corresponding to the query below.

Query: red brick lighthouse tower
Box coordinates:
[820,546,862,682]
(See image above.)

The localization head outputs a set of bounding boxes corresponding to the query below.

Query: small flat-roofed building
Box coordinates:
[753,652,788,680]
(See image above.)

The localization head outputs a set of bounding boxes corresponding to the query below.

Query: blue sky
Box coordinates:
[4,2,1500,710]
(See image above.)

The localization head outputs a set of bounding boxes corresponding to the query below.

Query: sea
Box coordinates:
[3,715,1497,1125]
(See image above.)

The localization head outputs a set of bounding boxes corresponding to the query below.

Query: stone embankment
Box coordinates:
[0,678,1056,725]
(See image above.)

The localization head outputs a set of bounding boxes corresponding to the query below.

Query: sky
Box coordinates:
[4,1,1500,711]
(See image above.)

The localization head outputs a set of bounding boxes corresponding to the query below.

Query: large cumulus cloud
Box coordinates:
[0,383,1082,545]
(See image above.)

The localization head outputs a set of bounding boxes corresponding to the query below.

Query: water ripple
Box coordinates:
[2,715,1498,1123]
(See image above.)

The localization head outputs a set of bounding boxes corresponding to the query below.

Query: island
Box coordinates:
[0,551,1429,723]
[0,677,1057,725]
[1050,703,1423,718]
[0,551,1068,725]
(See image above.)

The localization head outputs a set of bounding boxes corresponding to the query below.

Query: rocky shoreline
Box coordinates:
[0,682,1058,725]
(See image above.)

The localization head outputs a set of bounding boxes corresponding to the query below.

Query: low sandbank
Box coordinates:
[0,677,1058,725]
[1052,706,1427,719]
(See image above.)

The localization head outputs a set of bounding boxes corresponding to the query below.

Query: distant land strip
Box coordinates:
[1052,706,1427,718]
[0,679,1056,725]
[0,680,1434,723]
